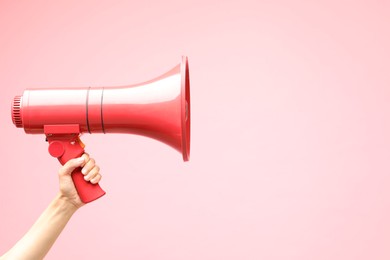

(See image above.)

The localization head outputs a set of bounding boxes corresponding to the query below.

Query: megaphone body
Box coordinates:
[11,56,191,203]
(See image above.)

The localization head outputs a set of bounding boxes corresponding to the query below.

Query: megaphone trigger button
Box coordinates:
[48,141,65,158]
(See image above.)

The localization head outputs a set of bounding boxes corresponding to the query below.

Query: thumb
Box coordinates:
[59,156,85,177]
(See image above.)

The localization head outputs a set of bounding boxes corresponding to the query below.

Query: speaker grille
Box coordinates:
[12,95,23,128]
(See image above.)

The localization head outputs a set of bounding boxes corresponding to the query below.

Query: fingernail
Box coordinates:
[84,175,89,181]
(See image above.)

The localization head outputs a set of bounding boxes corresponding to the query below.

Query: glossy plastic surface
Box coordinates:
[12,57,191,161]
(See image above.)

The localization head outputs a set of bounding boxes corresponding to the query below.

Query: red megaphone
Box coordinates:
[11,56,191,203]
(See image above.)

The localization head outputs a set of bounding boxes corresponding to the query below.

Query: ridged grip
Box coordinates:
[12,95,23,128]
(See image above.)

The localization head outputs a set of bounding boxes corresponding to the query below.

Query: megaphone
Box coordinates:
[11,56,191,203]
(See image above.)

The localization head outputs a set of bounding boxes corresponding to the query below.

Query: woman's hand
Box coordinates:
[58,153,102,209]
[0,154,103,260]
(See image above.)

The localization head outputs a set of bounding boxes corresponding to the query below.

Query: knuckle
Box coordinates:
[92,174,102,183]
[95,174,102,181]
[91,168,99,177]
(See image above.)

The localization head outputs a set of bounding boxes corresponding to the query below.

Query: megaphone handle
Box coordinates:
[47,136,106,203]
[69,168,106,203]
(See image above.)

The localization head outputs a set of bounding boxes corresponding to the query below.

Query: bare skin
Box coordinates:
[0,154,102,260]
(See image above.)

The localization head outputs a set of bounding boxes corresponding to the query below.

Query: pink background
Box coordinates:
[1,0,390,259]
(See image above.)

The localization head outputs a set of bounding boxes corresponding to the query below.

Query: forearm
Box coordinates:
[1,193,78,260]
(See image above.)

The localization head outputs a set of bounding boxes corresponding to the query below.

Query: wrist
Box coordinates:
[54,193,81,213]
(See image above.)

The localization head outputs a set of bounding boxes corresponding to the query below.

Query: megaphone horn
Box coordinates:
[12,56,191,160]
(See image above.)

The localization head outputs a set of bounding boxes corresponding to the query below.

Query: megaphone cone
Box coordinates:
[12,56,191,161]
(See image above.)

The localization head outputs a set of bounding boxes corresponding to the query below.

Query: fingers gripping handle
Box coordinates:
[70,168,105,203]
[47,136,106,203]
